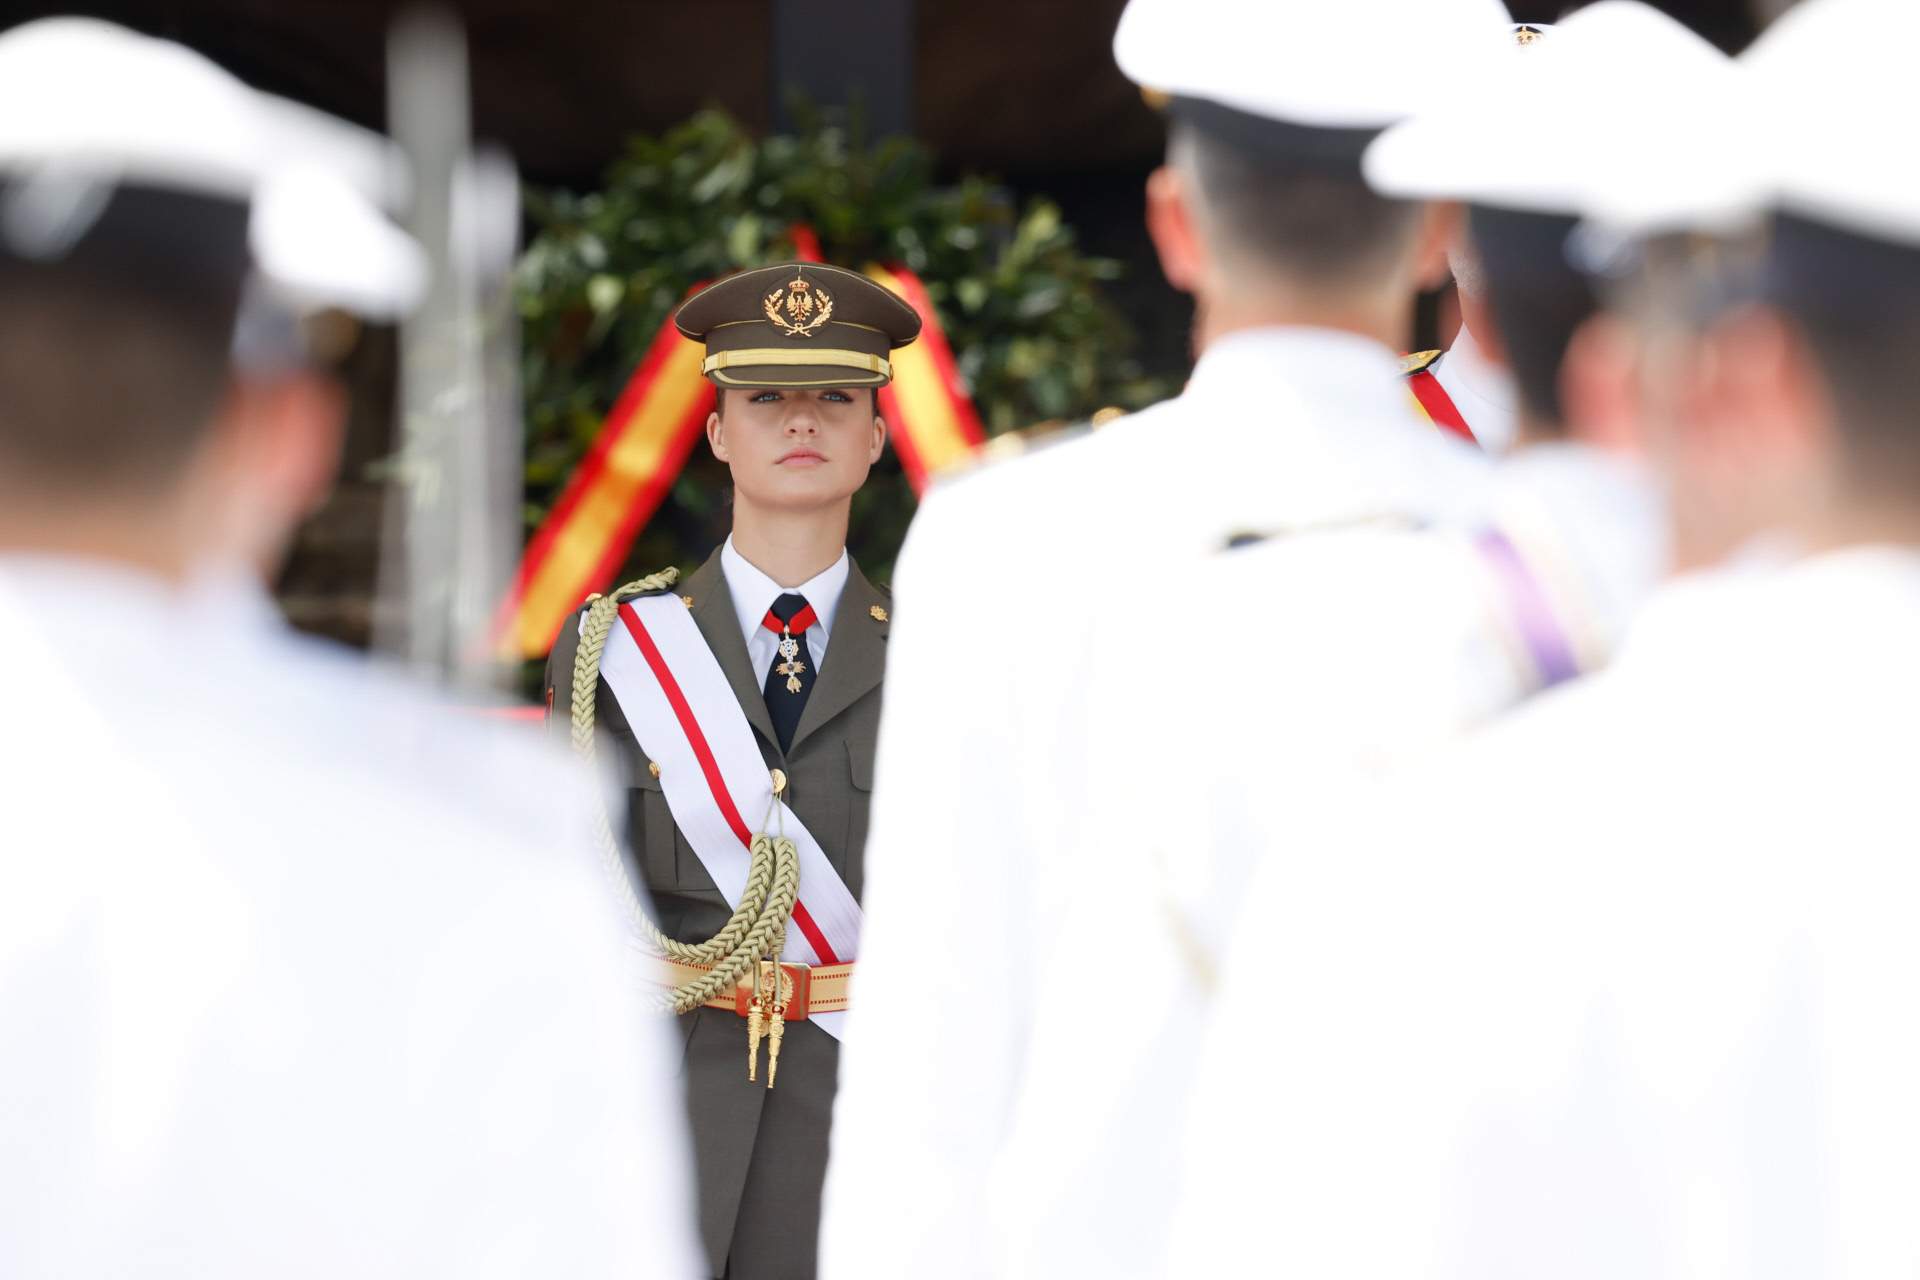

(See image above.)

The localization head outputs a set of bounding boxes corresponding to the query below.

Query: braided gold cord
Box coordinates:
[570,571,802,1015]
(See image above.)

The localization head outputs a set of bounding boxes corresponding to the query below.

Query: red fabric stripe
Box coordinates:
[759,604,820,635]
[617,604,842,966]
[1407,369,1478,445]
[787,224,824,264]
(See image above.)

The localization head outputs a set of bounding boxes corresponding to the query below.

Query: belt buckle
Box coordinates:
[734,962,812,1021]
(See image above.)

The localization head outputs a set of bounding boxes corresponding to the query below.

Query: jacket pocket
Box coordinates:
[842,738,875,902]
[627,765,694,893]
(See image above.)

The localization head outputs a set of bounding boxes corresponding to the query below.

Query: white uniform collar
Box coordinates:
[721,536,850,642]
[1153,324,1493,533]
[1189,325,1410,414]
[1429,323,1520,454]
[1441,324,1516,413]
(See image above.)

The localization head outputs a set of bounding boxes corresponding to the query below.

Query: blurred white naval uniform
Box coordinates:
[1058,443,1662,1219]
[0,19,700,1277]
[819,0,1513,1275]
[1071,9,1684,1196]
[1073,7,1745,1274]
[1175,1,1920,1272]
[0,563,702,1278]
[1172,545,1920,1277]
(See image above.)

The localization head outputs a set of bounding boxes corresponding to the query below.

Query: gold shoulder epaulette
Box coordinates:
[1401,349,1443,376]
[606,566,682,605]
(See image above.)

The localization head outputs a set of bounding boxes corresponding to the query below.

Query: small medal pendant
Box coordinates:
[772,624,806,694]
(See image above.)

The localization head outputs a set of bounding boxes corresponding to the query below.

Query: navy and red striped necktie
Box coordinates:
[760,592,817,753]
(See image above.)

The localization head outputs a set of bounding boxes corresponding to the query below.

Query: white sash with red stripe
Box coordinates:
[596,592,862,1039]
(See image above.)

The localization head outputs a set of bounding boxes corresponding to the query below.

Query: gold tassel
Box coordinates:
[746,997,764,1083]
[767,1000,786,1089]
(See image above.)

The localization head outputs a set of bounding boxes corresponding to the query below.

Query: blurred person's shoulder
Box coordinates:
[931,400,1169,497]
[251,625,596,846]
[909,397,1180,550]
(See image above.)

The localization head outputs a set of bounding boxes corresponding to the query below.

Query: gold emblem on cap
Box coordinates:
[869,605,888,622]
[1514,24,1543,44]
[763,272,835,338]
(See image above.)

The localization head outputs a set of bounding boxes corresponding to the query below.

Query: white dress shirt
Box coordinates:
[822,326,1493,1280]
[1173,545,1920,1278]
[721,535,848,686]
[0,555,702,1279]
[1432,323,1520,454]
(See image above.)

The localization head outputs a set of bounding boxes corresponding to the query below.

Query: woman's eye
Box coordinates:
[751,392,781,404]
[822,391,851,403]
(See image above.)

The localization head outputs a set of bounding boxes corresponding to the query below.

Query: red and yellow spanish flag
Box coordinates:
[866,264,988,489]
[492,316,711,660]
[494,263,986,660]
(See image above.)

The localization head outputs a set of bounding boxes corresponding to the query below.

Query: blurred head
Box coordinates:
[705,386,886,515]
[1147,113,1454,336]
[0,188,346,579]
[0,18,419,582]
[1640,215,1920,563]
[1464,205,1602,439]
[1557,226,1868,570]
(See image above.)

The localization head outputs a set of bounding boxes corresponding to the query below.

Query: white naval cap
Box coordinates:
[1363,1,1753,232]
[0,17,422,318]
[1742,0,1920,249]
[1113,0,1515,132]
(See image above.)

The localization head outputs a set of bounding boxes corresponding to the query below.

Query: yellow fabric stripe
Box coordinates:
[703,347,890,377]
[866,265,974,476]
[510,337,709,657]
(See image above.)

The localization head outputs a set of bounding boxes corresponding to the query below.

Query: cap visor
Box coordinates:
[708,363,888,389]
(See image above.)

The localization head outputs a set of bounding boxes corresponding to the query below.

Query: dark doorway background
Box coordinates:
[0,0,1767,379]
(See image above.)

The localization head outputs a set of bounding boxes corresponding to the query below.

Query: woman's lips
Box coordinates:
[777,449,827,466]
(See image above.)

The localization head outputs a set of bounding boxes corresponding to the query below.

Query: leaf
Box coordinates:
[585,274,624,316]
[726,214,764,265]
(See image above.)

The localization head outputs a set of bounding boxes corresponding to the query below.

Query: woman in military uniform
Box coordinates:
[548,262,920,1280]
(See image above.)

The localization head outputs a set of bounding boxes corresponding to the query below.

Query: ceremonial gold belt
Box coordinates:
[652,957,853,1022]
[653,958,853,1088]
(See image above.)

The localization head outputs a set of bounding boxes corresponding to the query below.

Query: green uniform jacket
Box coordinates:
[547,546,888,1280]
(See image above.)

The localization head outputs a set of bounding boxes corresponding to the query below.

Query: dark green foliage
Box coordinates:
[518,109,1169,589]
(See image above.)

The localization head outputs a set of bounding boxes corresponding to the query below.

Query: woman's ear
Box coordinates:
[705,409,728,462]
[869,409,888,465]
